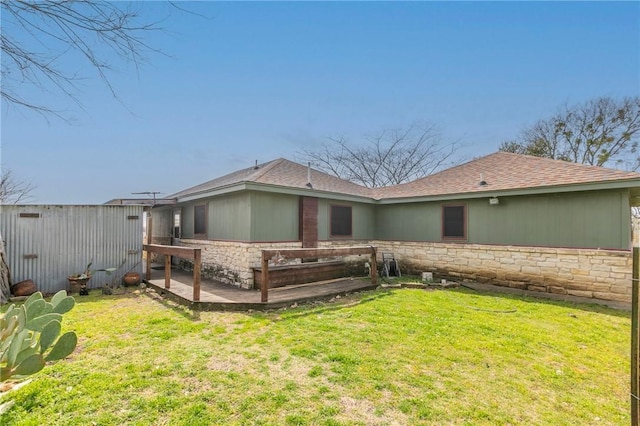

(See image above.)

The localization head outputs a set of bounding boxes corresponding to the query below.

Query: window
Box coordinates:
[173,210,181,238]
[330,205,352,237]
[442,205,466,239]
[194,205,207,237]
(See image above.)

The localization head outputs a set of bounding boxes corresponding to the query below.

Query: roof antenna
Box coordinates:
[131,191,162,207]
[254,160,259,170]
[479,173,487,186]
[306,162,313,188]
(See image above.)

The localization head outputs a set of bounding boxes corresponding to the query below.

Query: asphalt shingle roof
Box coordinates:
[170,158,372,199]
[170,152,640,201]
[372,152,640,199]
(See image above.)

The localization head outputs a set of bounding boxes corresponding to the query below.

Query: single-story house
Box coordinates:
[149,152,640,302]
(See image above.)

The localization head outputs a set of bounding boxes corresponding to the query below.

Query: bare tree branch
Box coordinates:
[1,0,167,116]
[0,1,189,302]
[297,122,460,188]
[0,169,36,204]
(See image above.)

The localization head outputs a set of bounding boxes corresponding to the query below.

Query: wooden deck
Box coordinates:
[145,267,378,311]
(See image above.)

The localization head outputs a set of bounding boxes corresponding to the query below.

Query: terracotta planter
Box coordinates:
[123,272,140,286]
[11,279,37,297]
[67,276,91,294]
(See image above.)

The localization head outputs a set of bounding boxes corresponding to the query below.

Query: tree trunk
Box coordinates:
[0,231,12,304]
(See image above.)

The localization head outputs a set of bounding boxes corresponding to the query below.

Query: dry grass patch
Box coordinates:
[0,287,631,425]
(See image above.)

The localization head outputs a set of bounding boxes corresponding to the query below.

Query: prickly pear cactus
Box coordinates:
[0,290,78,382]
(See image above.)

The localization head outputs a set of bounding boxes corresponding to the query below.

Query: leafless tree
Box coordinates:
[0,169,36,204]
[0,0,172,302]
[298,122,460,188]
[1,0,165,117]
[500,96,640,171]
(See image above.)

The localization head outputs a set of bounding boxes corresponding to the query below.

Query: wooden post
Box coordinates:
[145,246,151,281]
[632,239,639,426]
[370,246,378,286]
[193,249,201,302]
[164,254,171,289]
[145,211,152,280]
[261,251,269,303]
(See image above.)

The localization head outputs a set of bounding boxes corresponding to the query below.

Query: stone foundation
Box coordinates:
[171,239,633,302]
[174,239,370,289]
[177,239,302,289]
[367,240,632,303]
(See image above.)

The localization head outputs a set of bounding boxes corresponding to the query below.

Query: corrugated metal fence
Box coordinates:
[1,205,144,294]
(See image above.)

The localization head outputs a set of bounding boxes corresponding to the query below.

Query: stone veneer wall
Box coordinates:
[317,241,374,264]
[175,238,633,302]
[366,240,632,303]
[177,239,302,289]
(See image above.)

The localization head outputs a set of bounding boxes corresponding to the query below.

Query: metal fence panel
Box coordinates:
[1,205,144,294]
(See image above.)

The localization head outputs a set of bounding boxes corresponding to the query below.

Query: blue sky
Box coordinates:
[2,1,639,204]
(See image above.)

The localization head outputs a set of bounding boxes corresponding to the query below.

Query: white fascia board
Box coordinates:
[376,179,640,205]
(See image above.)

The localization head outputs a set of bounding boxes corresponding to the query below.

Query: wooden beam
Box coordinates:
[145,214,153,280]
[260,245,379,291]
[261,251,269,303]
[164,254,171,289]
[145,255,151,281]
[144,243,203,300]
[144,244,199,259]
[193,249,201,302]
[262,246,374,260]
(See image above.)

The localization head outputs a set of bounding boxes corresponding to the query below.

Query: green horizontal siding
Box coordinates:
[375,203,441,241]
[178,193,251,240]
[375,189,631,249]
[209,193,251,240]
[173,188,631,249]
[249,192,299,241]
[469,189,630,249]
[180,204,194,239]
[318,199,375,240]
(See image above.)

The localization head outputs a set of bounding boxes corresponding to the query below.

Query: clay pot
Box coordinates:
[67,276,91,294]
[123,272,141,286]
[11,279,37,297]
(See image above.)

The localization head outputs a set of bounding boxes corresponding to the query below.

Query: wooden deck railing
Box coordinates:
[143,244,202,301]
[260,246,378,303]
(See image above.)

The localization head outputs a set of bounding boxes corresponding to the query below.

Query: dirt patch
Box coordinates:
[207,354,251,373]
[338,396,408,425]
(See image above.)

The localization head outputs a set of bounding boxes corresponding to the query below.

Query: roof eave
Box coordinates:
[377,179,640,204]
[245,183,375,203]
[176,183,249,203]
[175,176,640,205]
[176,182,376,204]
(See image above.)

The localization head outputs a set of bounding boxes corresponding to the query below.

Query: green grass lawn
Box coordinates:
[0,287,631,425]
